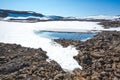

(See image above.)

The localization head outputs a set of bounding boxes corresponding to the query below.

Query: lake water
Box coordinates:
[34,30,96,41]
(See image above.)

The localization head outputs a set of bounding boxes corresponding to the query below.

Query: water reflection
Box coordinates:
[35,30,96,41]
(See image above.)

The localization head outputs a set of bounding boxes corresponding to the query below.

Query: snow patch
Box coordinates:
[3,16,50,20]
[0,21,82,71]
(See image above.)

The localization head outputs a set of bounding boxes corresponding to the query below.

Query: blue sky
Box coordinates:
[0,0,120,16]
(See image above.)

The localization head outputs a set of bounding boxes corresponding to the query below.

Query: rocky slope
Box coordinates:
[55,31,120,80]
[0,43,87,80]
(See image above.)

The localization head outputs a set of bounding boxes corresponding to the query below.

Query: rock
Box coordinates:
[90,51,104,58]
[114,71,120,78]
[0,56,7,64]
[73,77,87,80]
[16,74,27,79]
[73,68,82,76]
[54,39,82,48]
[54,73,65,80]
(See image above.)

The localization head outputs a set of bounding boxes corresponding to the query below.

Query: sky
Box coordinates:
[0,0,120,16]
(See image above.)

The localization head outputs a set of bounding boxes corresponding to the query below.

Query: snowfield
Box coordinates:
[32,21,120,32]
[81,15,120,20]
[3,16,50,20]
[0,21,120,71]
[34,21,103,32]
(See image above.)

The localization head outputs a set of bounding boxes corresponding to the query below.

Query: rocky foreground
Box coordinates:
[0,31,120,80]
[0,43,86,80]
[54,31,120,80]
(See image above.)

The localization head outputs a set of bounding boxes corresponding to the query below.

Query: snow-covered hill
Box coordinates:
[80,15,120,20]
[64,15,120,21]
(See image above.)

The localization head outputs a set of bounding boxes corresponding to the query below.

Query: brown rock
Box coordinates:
[73,77,87,80]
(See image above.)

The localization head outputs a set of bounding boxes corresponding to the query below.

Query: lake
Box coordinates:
[34,30,96,41]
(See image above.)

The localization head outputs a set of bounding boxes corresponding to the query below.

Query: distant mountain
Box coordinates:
[0,9,44,17]
[0,9,120,22]
[48,15,64,20]
[0,9,65,21]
